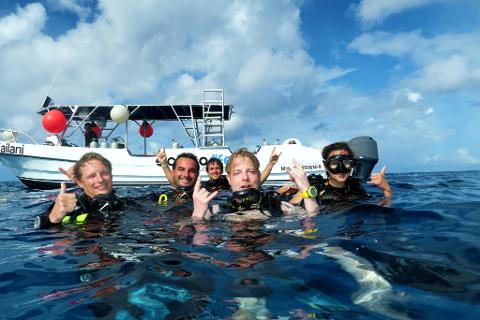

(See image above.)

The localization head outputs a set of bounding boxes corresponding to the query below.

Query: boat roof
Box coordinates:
[38,104,233,121]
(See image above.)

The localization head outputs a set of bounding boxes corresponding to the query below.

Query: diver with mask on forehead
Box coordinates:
[34,152,125,229]
[312,141,392,203]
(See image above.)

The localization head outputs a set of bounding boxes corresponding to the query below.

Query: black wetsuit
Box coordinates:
[34,192,125,229]
[308,175,369,203]
[201,175,231,192]
[84,130,98,147]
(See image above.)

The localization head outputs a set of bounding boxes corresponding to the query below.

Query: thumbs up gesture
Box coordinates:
[48,183,78,224]
[368,166,393,197]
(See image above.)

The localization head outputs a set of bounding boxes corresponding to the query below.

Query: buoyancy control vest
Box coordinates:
[34,192,125,229]
[307,174,370,203]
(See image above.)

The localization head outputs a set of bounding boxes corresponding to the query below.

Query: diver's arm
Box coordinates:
[287,159,320,215]
[156,148,177,187]
[368,166,393,198]
[35,183,77,229]
[260,147,281,184]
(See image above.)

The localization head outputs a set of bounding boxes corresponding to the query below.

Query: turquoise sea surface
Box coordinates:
[0,171,479,319]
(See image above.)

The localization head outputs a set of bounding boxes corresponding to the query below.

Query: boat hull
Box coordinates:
[0,141,325,189]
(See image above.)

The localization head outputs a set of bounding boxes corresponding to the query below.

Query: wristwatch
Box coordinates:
[301,186,318,199]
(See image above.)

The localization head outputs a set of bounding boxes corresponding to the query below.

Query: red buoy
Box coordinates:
[139,121,153,138]
[41,110,67,134]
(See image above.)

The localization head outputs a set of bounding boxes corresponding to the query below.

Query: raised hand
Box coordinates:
[192,177,218,220]
[287,159,319,215]
[287,159,309,191]
[269,147,282,165]
[59,166,77,184]
[48,182,78,223]
[260,147,283,184]
[368,166,393,197]
[156,147,167,166]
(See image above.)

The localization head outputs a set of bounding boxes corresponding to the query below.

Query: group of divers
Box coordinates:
[32,142,405,319]
[34,141,392,229]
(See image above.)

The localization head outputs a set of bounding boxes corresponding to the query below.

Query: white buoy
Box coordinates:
[110,105,129,123]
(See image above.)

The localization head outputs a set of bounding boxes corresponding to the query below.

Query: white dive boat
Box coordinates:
[0,89,332,189]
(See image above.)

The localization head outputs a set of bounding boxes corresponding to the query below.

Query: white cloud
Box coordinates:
[424,107,433,115]
[0,1,354,144]
[456,148,480,164]
[349,30,480,92]
[422,153,442,163]
[0,3,46,47]
[353,0,444,27]
[407,91,422,103]
[348,31,426,58]
[414,54,478,91]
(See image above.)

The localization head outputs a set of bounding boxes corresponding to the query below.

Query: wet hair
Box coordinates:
[226,148,260,174]
[322,142,354,160]
[173,152,200,174]
[207,157,223,172]
[73,152,112,180]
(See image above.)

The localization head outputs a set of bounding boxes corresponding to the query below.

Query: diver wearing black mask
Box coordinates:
[306,146,369,203]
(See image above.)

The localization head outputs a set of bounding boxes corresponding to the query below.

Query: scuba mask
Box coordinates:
[90,194,124,213]
[231,188,262,210]
[324,155,355,174]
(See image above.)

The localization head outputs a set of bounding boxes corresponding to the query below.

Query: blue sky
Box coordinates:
[0,0,479,180]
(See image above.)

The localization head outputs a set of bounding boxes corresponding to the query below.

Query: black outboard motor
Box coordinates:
[348,136,378,181]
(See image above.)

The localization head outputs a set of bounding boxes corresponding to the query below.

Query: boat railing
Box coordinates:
[0,129,41,144]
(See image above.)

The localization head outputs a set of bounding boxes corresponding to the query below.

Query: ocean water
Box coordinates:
[0,171,480,319]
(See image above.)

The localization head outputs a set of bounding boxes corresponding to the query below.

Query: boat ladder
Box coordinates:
[202,89,225,147]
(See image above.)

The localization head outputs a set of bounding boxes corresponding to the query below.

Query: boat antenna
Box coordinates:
[45,50,69,101]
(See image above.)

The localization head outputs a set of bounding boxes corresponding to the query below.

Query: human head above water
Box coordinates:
[73,152,113,198]
[73,152,112,180]
[226,148,260,174]
[172,152,200,188]
[322,142,355,183]
[173,152,200,174]
[206,157,224,181]
[207,157,223,172]
[226,148,261,192]
[322,142,354,160]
